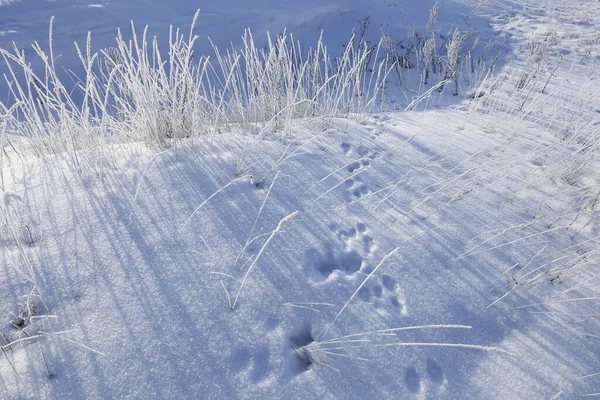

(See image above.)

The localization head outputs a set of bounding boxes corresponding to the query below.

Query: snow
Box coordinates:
[1,0,599,399]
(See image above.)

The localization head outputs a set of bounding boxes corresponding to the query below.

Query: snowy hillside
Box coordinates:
[0,0,599,399]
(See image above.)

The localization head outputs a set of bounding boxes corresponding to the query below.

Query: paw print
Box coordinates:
[337,222,375,254]
[402,358,447,395]
[344,176,371,201]
[357,273,406,316]
[304,223,377,281]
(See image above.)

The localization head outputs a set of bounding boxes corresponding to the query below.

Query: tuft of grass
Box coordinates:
[0,11,392,166]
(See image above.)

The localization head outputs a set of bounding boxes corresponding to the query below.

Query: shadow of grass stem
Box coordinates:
[231,210,299,310]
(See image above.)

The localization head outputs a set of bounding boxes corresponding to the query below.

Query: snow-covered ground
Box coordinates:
[0,0,599,399]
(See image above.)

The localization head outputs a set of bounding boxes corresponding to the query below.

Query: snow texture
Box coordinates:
[1,0,599,399]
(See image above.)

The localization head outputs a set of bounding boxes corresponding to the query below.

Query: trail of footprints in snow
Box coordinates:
[340,142,379,201]
[310,222,406,315]
[340,142,379,160]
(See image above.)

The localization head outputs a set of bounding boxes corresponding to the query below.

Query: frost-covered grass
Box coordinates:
[0,5,502,162]
[0,12,392,160]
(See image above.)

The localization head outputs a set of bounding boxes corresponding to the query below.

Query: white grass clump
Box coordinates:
[0,11,391,163]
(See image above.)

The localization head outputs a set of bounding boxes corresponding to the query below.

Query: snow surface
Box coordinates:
[1,0,599,399]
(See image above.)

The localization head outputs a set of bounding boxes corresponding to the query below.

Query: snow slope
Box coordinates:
[1,0,599,399]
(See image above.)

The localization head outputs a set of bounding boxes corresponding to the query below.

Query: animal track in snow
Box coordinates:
[347,161,361,173]
[308,246,363,278]
[285,324,315,378]
[344,176,370,201]
[405,366,421,393]
[250,347,270,383]
[426,357,444,385]
[339,142,379,161]
[229,348,251,373]
[340,142,351,154]
[401,359,447,395]
[229,346,271,383]
[337,222,375,254]
[356,145,379,160]
[347,159,370,173]
[340,143,377,203]
[305,223,375,280]
[357,273,406,316]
